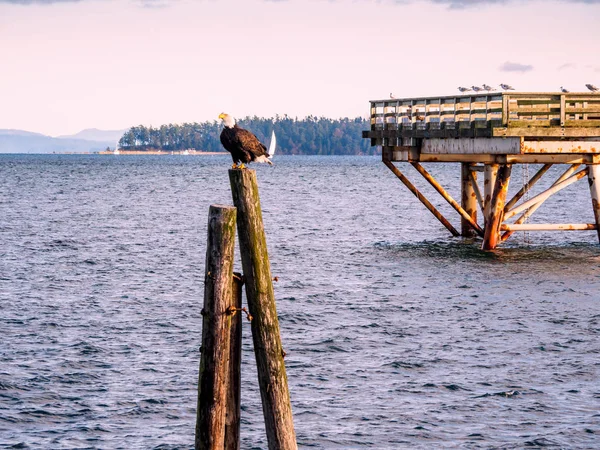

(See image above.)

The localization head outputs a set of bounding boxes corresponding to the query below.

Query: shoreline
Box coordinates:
[97,150,225,155]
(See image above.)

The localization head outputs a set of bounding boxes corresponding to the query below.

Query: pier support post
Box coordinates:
[482,164,512,250]
[229,169,297,450]
[588,164,600,243]
[224,273,243,450]
[461,163,478,237]
[483,163,499,228]
[196,205,237,450]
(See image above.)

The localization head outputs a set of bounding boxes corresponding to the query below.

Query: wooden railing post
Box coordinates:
[196,205,237,450]
[228,169,297,450]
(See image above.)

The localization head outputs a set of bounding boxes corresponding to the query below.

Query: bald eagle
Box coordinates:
[218,113,274,169]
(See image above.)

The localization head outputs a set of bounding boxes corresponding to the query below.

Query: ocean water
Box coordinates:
[1,154,599,449]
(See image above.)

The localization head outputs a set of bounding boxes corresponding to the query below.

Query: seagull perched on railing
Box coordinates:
[586,84,599,93]
[560,86,570,93]
[390,93,396,99]
[458,86,472,93]
[482,84,494,91]
[499,84,515,91]
[471,85,483,92]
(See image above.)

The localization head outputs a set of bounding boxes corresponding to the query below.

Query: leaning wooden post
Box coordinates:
[587,164,600,243]
[228,169,298,450]
[196,205,237,450]
[224,273,244,450]
[482,164,512,250]
[461,162,478,237]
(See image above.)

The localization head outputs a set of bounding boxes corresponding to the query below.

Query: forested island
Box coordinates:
[118,116,377,156]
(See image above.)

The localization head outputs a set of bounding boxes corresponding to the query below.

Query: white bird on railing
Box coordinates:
[482,84,494,91]
[390,92,396,99]
[560,86,570,93]
[471,85,483,92]
[500,83,515,91]
[458,86,471,93]
[586,84,599,93]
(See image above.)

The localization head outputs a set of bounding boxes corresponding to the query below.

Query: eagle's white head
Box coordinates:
[218,112,235,128]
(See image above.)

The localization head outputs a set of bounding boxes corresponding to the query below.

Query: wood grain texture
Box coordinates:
[196,205,237,450]
[229,169,297,450]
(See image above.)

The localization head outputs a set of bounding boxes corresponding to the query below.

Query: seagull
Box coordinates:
[586,84,599,93]
[390,93,396,99]
[499,84,515,91]
[482,84,494,91]
[458,86,472,93]
[560,86,570,93]
[471,85,483,92]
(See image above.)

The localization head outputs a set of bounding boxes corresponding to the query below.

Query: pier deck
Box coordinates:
[363,92,600,249]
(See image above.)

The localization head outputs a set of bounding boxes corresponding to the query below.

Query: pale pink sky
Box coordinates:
[1,0,599,136]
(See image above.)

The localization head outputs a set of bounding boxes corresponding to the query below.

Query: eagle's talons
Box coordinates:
[239,163,246,169]
[231,163,238,169]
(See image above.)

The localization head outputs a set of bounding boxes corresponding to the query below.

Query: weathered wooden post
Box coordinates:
[196,205,237,450]
[587,164,600,243]
[482,164,512,250]
[483,163,499,228]
[461,162,478,237]
[228,169,298,450]
[224,273,243,450]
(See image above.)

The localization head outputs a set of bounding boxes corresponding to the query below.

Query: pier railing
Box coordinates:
[365,92,600,144]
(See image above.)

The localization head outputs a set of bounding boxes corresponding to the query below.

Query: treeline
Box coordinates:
[118,115,377,156]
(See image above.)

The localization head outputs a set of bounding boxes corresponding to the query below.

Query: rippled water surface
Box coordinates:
[1,155,599,449]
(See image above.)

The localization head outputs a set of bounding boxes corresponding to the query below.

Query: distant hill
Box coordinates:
[56,128,127,143]
[0,129,121,154]
[0,129,47,138]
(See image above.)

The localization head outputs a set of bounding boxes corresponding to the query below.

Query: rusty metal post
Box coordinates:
[588,164,600,243]
[483,163,499,228]
[461,163,479,237]
[482,164,512,250]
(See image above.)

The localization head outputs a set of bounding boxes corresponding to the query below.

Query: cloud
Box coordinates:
[0,0,82,3]
[427,0,600,7]
[558,63,577,71]
[499,61,534,73]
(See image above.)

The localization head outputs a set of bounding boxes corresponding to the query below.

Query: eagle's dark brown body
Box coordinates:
[220,125,271,166]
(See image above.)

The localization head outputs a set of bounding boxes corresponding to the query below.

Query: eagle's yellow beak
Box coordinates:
[218,113,225,120]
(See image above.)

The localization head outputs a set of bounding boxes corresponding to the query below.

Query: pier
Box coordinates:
[363,92,600,249]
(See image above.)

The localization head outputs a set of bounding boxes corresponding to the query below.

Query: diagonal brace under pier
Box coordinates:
[383,159,460,236]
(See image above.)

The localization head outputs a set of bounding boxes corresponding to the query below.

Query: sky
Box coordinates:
[1,0,599,136]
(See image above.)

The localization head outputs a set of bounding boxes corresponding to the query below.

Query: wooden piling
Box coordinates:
[196,205,237,450]
[224,273,243,450]
[228,169,298,450]
[483,163,499,228]
[482,164,512,250]
[461,163,478,237]
[587,164,600,243]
